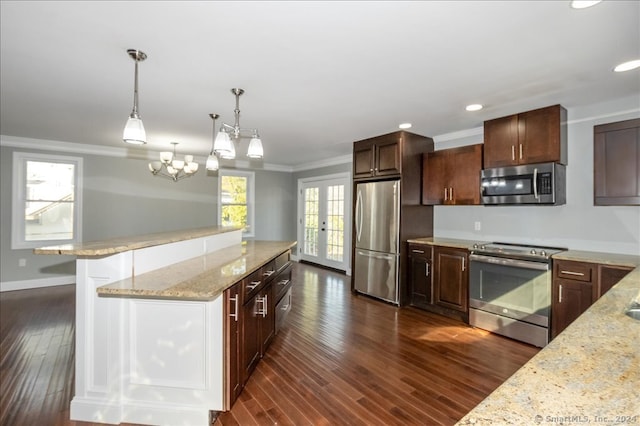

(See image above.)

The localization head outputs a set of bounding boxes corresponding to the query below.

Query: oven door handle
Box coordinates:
[469,254,549,271]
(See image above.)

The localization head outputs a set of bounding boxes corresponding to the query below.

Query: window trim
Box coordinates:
[12,151,83,249]
[217,169,255,238]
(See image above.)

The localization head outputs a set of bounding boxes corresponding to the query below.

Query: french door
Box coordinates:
[298,174,350,272]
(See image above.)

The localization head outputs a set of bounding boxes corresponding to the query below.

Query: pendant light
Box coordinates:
[123,49,147,145]
[213,88,264,159]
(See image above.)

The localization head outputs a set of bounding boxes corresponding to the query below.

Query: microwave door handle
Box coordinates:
[533,167,539,200]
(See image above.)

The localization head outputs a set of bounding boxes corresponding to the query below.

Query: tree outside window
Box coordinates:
[218,170,254,237]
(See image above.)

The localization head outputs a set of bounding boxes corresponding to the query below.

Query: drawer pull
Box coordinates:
[280,304,290,311]
[263,270,275,277]
[278,279,290,287]
[229,296,238,322]
[246,281,261,290]
[561,270,585,277]
[412,249,425,254]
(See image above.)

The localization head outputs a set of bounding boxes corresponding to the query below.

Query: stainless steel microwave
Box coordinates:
[481,162,566,205]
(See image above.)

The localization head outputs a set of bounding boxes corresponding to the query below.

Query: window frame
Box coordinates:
[217,169,255,238]
[12,151,83,249]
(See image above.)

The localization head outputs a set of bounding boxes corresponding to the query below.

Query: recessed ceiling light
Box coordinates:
[465,104,483,112]
[399,123,412,129]
[570,0,602,9]
[614,59,640,72]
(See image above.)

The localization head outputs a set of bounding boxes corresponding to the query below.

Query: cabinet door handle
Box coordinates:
[229,295,238,322]
[263,294,268,318]
[444,188,448,201]
[561,270,585,276]
[511,145,515,161]
[412,249,425,254]
[425,263,430,277]
[449,187,453,201]
[462,258,466,272]
[519,144,523,160]
[559,284,563,303]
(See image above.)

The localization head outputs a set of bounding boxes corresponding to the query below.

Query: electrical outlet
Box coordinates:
[474,221,481,231]
[19,258,26,267]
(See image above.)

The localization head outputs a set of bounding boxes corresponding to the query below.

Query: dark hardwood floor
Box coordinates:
[1,262,539,426]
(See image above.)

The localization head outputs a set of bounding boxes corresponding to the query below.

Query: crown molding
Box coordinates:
[432,127,483,143]
[292,154,352,172]
[0,135,297,172]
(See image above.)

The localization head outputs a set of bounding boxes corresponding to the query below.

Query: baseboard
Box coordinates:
[0,275,75,292]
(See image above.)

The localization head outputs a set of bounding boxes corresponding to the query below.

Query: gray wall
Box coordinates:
[0,144,296,284]
[432,95,640,255]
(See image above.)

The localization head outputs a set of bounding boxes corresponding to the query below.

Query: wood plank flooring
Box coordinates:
[0,262,539,426]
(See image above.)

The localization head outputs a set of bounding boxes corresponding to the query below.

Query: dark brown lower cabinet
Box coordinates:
[241,288,262,385]
[551,278,592,339]
[551,259,633,339]
[408,244,432,308]
[224,251,293,409]
[433,246,468,313]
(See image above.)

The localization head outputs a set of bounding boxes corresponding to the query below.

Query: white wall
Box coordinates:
[432,95,640,255]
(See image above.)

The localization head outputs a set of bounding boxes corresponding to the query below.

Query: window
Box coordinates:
[218,169,255,237]
[12,152,83,249]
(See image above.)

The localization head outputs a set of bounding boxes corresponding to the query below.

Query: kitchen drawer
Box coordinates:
[554,260,595,283]
[274,263,292,302]
[243,268,264,301]
[275,287,292,333]
[274,250,291,272]
[408,244,432,259]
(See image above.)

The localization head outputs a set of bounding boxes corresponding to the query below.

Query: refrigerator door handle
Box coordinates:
[355,188,363,243]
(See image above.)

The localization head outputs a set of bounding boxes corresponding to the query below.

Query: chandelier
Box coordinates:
[148,142,199,182]
[123,49,147,145]
[213,88,264,160]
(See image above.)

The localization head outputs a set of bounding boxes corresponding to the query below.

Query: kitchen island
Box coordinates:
[35,227,295,426]
[457,250,640,425]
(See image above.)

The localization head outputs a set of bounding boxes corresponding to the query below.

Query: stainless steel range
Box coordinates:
[468,242,566,347]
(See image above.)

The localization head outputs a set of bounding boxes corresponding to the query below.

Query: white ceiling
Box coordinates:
[1,1,639,168]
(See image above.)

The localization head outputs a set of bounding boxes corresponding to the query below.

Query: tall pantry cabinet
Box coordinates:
[351,130,434,306]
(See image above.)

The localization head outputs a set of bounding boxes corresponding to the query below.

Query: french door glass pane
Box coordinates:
[326,184,344,262]
[304,187,319,256]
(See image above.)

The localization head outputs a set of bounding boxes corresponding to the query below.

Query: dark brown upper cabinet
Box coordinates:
[353,137,401,179]
[594,118,640,206]
[422,144,483,205]
[483,104,567,168]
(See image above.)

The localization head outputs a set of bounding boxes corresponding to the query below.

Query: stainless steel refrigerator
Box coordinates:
[353,179,400,304]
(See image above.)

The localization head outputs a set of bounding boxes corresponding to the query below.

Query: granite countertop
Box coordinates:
[406,236,485,250]
[458,259,640,425]
[97,240,296,301]
[33,225,241,256]
[554,250,640,268]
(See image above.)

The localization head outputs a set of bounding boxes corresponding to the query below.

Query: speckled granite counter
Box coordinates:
[33,225,240,256]
[97,240,295,301]
[457,251,640,425]
[406,236,486,250]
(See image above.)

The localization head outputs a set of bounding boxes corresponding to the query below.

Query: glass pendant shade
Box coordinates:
[148,161,162,172]
[123,116,146,145]
[206,154,219,171]
[220,139,236,160]
[160,151,173,164]
[247,137,264,159]
[213,131,234,158]
[171,159,185,170]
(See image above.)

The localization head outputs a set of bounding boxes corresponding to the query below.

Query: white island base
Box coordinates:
[68,229,241,425]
